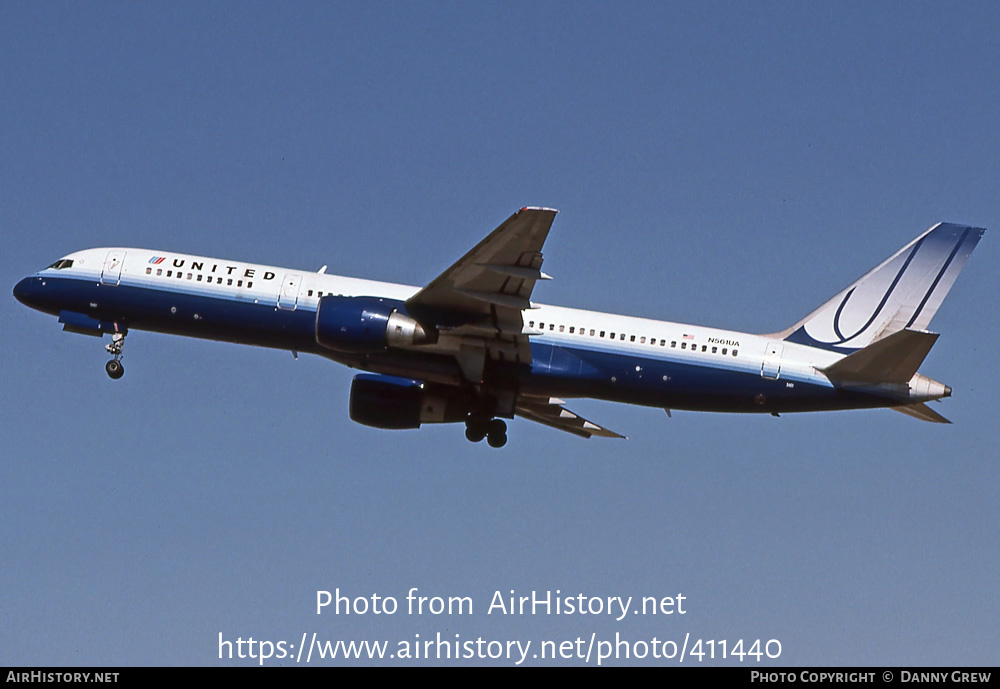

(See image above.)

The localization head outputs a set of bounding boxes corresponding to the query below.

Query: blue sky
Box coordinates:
[2,2,997,666]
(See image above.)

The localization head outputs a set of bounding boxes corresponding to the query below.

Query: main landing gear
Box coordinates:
[104,332,126,380]
[465,417,508,448]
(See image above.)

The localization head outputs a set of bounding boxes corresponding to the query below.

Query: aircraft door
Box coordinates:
[277,273,302,310]
[100,250,127,285]
[761,342,783,379]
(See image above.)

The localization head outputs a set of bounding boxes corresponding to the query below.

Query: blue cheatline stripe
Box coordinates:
[527,336,760,376]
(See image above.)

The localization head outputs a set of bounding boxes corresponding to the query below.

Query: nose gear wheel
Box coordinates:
[104,332,126,379]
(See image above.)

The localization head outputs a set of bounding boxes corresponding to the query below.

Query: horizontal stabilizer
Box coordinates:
[822,328,938,384]
[892,403,951,424]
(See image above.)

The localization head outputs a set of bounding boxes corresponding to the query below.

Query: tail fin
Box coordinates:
[775,223,984,351]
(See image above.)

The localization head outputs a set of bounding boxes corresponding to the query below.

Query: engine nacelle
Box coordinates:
[315,296,433,353]
[349,374,468,430]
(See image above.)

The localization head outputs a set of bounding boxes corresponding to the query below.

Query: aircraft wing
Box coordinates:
[405,207,557,378]
[515,396,626,439]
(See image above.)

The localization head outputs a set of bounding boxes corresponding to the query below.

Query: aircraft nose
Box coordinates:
[13,277,40,307]
[13,277,29,303]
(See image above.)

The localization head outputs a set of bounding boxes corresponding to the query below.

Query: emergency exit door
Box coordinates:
[277,274,302,310]
[761,342,783,379]
[100,250,126,285]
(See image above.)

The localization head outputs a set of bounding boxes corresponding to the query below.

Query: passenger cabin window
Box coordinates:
[145,267,152,275]
[681,342,687,349]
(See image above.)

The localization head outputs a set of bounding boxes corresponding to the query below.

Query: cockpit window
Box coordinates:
[47,259,74,270]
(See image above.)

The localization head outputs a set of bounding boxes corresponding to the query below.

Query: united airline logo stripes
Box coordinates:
[149,256,166,264]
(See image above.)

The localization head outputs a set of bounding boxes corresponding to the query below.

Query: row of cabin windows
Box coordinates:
[527,320,739,357]
[306,290,342,298]
[146,266,253,289]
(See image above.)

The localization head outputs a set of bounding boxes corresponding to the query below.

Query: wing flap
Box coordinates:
[454,289,534,310]
[516,397,626,439]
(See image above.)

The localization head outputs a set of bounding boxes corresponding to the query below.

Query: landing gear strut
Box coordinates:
[105,332,126,379]
[465,417,507,448]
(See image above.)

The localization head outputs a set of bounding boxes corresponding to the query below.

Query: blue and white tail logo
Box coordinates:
[779,223,984,351]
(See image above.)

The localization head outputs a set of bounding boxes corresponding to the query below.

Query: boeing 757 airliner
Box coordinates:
[13,209,984,447]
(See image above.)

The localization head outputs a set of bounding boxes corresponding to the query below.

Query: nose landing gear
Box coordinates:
[104,332,126,379]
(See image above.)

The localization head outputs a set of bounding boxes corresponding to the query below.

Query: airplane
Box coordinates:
[13,208,984,447]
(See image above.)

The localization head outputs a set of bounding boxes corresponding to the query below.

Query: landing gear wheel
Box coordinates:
[103,332,127,379]
[486,419,507,448]
[487,432,508,448]
[105,359,124,379]
[465,415,492,443]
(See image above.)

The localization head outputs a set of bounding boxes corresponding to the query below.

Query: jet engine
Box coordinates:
[349,374,468,429]
[315,296,434,353]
